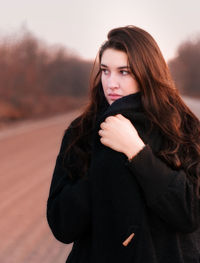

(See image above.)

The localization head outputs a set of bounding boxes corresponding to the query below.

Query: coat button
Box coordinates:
[122,232,135,246]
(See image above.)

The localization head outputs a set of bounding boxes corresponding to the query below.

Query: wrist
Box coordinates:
[126,141,146,160]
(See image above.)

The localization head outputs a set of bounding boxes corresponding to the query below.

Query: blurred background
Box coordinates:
[0,0,200,262]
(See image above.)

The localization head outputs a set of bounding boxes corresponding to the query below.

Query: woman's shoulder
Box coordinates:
[59,114,82,154]
[69,114,82,128]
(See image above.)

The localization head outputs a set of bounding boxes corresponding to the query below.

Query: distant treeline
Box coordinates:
[168,37,200,97]
[0,29,199,125]
[0,29,92,125]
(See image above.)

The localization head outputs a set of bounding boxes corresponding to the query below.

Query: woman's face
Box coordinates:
[100,48,140,105]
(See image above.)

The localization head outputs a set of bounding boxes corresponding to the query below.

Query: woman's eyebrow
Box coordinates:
[100,64,130,69]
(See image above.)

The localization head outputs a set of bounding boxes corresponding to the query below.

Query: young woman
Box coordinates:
[47,26,200,263]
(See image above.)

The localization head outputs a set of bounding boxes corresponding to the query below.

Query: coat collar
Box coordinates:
[106,91,142,114]
[98,91,143,124]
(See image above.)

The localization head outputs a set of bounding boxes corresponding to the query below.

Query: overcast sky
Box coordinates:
[0,0,200,62]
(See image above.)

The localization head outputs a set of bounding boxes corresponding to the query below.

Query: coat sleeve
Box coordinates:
[126,144,200,233]
[46,124,91,244]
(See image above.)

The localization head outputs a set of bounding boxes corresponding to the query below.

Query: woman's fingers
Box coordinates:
[98,129,104,136]
[100,122,106,129]
[115,114,124,119]
[100,114,128,134]
[104,116,114,123]
[116,114,132,124]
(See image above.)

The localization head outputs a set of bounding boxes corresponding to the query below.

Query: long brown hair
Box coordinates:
[64,25,200,189]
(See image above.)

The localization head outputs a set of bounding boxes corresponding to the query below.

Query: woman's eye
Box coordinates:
[120,70,129,75]
[101,68,109,75]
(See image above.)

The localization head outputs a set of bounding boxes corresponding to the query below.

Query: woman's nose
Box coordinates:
[107,75,119,89]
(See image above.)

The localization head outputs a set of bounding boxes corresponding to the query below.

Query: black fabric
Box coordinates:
[47,92,200,263]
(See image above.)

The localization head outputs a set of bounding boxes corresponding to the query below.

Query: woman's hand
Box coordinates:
[98,114,145,160]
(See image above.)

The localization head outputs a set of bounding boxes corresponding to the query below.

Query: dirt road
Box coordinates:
[0,97,199,263]
[0,111,80,263]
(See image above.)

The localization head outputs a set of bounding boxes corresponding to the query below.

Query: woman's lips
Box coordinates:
[108,94,122,100]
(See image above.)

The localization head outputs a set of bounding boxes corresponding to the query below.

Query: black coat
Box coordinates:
[47,92,200,263]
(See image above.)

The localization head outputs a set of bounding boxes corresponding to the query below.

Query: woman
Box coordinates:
[47,26,200,263]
